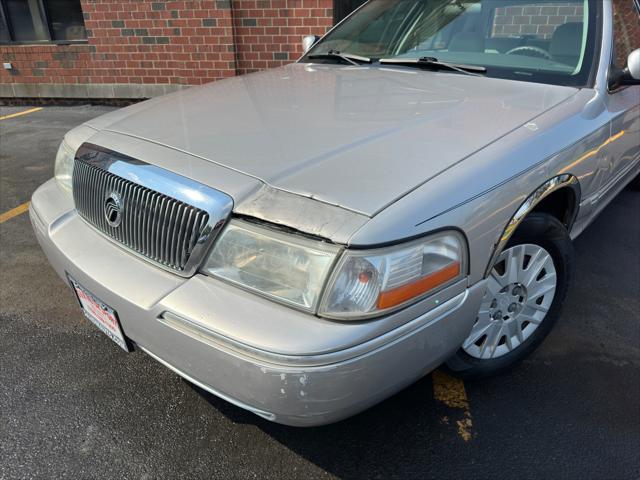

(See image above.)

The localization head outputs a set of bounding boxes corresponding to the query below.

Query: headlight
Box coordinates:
[202,220,342,312]
[54,139,75,195]
[203,221,467,320]
[318,231,466,320]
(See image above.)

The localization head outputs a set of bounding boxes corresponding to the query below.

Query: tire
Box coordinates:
[446,212,574,380]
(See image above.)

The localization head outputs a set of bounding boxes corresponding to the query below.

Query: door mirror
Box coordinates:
[627,49,640,80]
[610,49,640,89]
[302,35,320,54]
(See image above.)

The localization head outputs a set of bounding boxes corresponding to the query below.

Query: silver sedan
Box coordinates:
[30,0,640,426]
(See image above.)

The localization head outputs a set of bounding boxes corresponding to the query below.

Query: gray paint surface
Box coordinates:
[84,64,578,216]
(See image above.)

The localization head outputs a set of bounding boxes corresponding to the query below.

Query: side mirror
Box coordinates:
[302,35,320,54]
[610,48,640,89]
[627,49,640,80]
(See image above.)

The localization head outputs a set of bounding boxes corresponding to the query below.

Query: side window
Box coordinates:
[0,0,86,44]
[612,0,640,69]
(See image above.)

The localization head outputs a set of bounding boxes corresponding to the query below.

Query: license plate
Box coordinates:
[68,275,131,352]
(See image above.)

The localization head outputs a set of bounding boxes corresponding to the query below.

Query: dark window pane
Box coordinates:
[334,0,367,23]
[45,0,86,40]
[0,7,11,42]
[5,0,49,41]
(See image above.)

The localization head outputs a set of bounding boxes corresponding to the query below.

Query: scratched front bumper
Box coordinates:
[30,178,485,426]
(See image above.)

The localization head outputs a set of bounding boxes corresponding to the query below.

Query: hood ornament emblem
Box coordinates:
[104,192,123,228]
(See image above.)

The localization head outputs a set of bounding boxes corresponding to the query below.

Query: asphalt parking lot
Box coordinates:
[1,105,639,479]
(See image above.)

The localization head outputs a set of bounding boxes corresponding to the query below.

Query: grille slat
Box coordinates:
[97,168,105,231]
[162,202,176,263]
[101,171,110,233]
[142,189,152,257]
[180,207,192,267]
[190,211,205,257]
[145,192,155,259]
[154,196,165,262]
[123,181,133,244]
[170,205,184,268]
[134,185,143,252]
[91,167,99,226]
[105,175,114,236]
[121,180,132,244]
[152,194,163,261]
[72,159,209,272]
[86,166,96,224]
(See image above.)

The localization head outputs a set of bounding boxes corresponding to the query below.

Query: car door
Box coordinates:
[600,0,640,198]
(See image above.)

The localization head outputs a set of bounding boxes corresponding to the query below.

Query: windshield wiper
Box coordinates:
[308,49,372,65]
[379,56,486,76]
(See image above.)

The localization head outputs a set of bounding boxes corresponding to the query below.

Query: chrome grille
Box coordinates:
[73,158,210,272]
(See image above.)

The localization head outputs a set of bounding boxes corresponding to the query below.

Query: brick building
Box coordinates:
[0,0,365,100]
[4,1,633,101]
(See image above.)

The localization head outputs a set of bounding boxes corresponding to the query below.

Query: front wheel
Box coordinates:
[446,213,573,379]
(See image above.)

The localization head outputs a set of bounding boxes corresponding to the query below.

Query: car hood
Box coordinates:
[87,63,578,216]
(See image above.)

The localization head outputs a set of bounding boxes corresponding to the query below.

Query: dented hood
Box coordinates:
[87,63,577,216]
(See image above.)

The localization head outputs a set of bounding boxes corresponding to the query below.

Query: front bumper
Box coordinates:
[30,179,485,426]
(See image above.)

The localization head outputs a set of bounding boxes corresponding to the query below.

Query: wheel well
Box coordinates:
[529,187,578,230]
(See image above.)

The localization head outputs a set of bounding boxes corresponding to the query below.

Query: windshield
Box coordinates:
[302,0,600,86]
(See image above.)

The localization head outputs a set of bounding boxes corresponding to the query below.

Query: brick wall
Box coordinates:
[0,0,333,99]
[492,2,584,39]
[232,0,333,74]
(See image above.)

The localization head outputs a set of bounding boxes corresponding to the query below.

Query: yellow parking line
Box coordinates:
[0,107,43,121]
[432,370,474,441]
[0,202,30,224]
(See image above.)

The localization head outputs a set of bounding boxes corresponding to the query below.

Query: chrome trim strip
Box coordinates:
[485,174,580,276]
[74,143,233,277]
[138,345,277,421]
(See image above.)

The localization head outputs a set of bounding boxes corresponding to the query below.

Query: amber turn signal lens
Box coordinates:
[376,261,461,310]
[319,231,466,320]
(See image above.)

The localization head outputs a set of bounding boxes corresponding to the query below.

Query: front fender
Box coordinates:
[485,175,581,275]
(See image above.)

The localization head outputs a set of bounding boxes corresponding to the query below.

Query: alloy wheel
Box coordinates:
[462,244,557,360]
